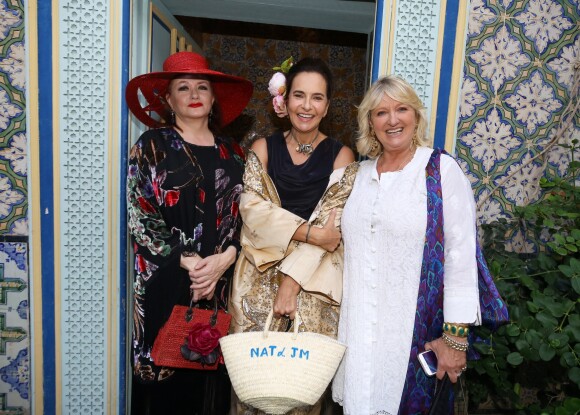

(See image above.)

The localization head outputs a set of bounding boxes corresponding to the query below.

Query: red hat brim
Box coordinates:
[125,68,253,128]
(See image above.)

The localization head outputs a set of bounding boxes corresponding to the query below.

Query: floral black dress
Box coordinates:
[127,127,244,413]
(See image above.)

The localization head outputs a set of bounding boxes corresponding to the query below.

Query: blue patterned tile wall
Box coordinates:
[0,0,29,413]
[456,0,579,231]
[0,242,29,414]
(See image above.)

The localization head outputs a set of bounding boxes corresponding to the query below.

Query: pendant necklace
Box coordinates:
[290,130,320,156]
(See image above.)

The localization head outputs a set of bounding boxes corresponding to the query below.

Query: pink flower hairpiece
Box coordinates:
[268,57,293,118]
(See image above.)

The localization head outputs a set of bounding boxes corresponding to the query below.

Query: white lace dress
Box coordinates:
[332,147,480,415]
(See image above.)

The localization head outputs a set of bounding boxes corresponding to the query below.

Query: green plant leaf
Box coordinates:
[548,332,569,348]
[520,316,537,330]
[555,234,567,244]
[563,397,580,411]
[521,274,540,290]
[493,342,511,355]
[520,346,539,361]
[538,253,557,270]
[507,352,524,365]
[536,310,559,327]
[560,264,576,278]
[515,339,529,351]
[569,367,580,387]
[572,277,580,295]
[526,330,543,349]
[546,300,571,318]
[561,351,576,367]
[506,324,521,337]
[565,322,580,342]
[539,343,556,361]
[491,260,501,276]
[528,300,540,313]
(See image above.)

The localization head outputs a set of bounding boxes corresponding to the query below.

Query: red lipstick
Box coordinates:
[189,103,203,108]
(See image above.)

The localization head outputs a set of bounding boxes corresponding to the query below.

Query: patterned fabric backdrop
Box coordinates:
[195,24,368,148]
[0,0,30,413]
[456,0,579,233]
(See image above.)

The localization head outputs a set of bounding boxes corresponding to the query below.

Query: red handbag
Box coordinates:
[151,296,231,370]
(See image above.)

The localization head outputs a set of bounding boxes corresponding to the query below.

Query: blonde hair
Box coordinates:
[356,75,429,158]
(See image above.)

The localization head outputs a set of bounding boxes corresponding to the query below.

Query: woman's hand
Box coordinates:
[424,337,467,383]
[273,275,301,320]
[188,246,237,301]
[309,209,341,252]
[180,253,203,273]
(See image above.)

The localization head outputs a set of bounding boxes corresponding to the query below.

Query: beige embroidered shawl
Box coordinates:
[229,150,358,336]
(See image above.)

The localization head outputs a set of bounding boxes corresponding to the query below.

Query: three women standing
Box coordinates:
[125,52,253,415]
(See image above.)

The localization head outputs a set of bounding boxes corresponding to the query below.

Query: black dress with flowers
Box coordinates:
[127,127,244,412]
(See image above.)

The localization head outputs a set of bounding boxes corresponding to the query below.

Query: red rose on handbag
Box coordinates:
[151,297,231,370]
[187,323,221,355]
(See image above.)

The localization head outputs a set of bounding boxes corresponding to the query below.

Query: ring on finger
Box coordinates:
[461,366,467,372]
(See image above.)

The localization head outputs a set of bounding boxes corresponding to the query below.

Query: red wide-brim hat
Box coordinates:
[125,51,253,128]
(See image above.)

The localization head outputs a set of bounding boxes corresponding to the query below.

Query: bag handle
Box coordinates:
[185,293,219,326]
[263,309,300,340]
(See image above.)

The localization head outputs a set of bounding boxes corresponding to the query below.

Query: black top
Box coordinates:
[266,131,344,220]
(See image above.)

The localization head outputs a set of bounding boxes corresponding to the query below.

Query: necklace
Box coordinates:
[396,147,416,171]
[290,130,320,156]
[379,147,416,173]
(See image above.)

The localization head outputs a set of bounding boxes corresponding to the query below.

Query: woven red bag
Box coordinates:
[151,298,231,370]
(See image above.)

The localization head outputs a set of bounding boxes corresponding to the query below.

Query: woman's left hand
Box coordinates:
[424,337,467,383]
[188,246,237,301]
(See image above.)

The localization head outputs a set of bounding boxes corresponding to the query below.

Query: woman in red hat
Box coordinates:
[125,51,253,415]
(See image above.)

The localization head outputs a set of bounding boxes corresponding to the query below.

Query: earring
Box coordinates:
[369,135,379,154]
[170,110,176,125]
[412,127,419,148]
[209,109,214,123]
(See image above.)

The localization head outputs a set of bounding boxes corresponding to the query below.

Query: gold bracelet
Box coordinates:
[442,332,469,352]
[305,224,312,243]
[443,322,469,338]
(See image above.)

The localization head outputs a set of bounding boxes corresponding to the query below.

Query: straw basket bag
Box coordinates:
[220,310,346,414]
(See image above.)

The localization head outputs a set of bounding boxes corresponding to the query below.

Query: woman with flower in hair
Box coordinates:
[228,57,357,414]
[125,51,252,415]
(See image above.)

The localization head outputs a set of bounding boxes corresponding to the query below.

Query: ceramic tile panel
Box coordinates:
[456,0,579,232]
[0,0,29,413]
[0,0,27,236]
[0,242,30,414]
